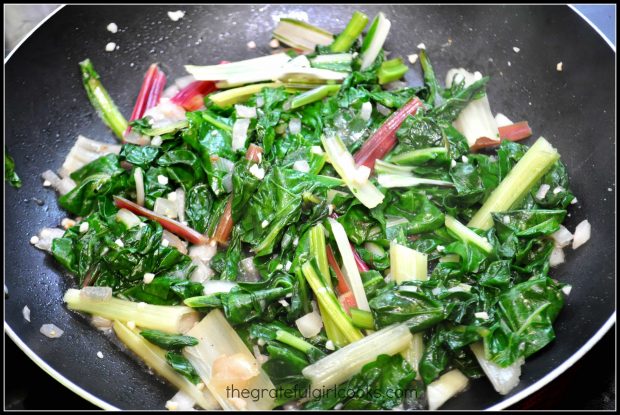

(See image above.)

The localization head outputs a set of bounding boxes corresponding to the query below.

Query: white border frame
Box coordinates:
[3,4,616,411]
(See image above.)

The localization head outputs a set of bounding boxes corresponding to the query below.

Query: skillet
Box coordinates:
[4,4,616,410]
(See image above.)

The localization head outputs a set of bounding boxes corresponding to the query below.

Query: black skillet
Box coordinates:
[4,4,615,410]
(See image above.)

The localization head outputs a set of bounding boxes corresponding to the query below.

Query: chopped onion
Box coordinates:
[552,225,573,248]
[382,80,407,91]
[235,104,257,119]
[470,342,522,395]
[360,102,372,121]
[174,75,197,90]
[494,113,513,127]
[232,118,251,151]
[41,170,76,195]
[190,259,215,283]
[40,323,64,339]
[166,390,196,411]
[80,286,113,301]
[293,160,310,173]
[33,228,65,252]
[572,219,591,250]
[154,197,179,219]
[144,98,187,127]
[202,280,237,296]
[22,305,31,322]
[549,246,565,267]
[222,173,233,193]
[252,345,269,365]
[446,68,500,146]
[91,315,113,330]
[295,310,323,338]
[134,167,145,206]
[239,257,260,282]
[376,103,392,117]
[189,243,218,264]
[535,183,550,200]
[162,84,180,99]
[116,208,142,229]
[210,353,260,387]
[288,118,302,135]
[163,230,188,255]
[175,188,186,223]
[59,135,122,178]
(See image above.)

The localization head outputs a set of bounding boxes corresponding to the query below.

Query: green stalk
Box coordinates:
[79,59,128,140]
[388,147,449,165]
[290,84,341,109]
[141,120,189,136]
[330,11,369,52]
[301,260,363,345]
[350,307,375,329]
[419,49,441,106]
[468,137,560,230]
[64,288,199,333]
[445,215,493,254]
[208,82,281,107]
[377,57,409,85]
[309,224,348,346]
[275,330,315,354]
[202,112,232,132]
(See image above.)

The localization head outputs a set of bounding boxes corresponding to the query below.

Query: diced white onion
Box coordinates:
[22,305,31,322]
[562,285,572,296]
[189,243,218,264]
[293,160,310,173]
[134,167,145,206]
[80,286,113,301]
[190,259,214,283]
[295,310,323,338]
[471,342,522,395]
[40,323,64,339]
[426,369,469,410]
[549,246,565,267]
[162,230,188,254]
[552,225,573,248]
[41,170,76,195]
[535,184,550,200]
[91,315,113,330]
[202,280,237,296]
[235,105,257,119]
[232,118,251,151]
[175,188,186,223]
[166,390,196,411]
[572,220,591,249]
[288,118,302,135]
[116,208,142,229]
[249,164,265,180]
[382,80,408,91]
[154,197,179,219]
[376,103,392,117]
[162,85,180,99]
[33,228,65,252]
[174,75,196,90]
[144,98,187,126]
[494,113,514,127]
[360,102,372,121]
[239,257,261,282]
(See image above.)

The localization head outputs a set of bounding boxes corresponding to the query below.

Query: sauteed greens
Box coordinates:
[33,10,586,411]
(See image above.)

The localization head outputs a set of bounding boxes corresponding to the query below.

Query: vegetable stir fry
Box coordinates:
[33,10,587,410]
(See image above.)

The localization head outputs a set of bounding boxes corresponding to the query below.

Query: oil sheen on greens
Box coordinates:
[49,41,574,410]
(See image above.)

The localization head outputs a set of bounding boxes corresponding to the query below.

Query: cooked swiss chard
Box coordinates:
[33,9,584,411]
